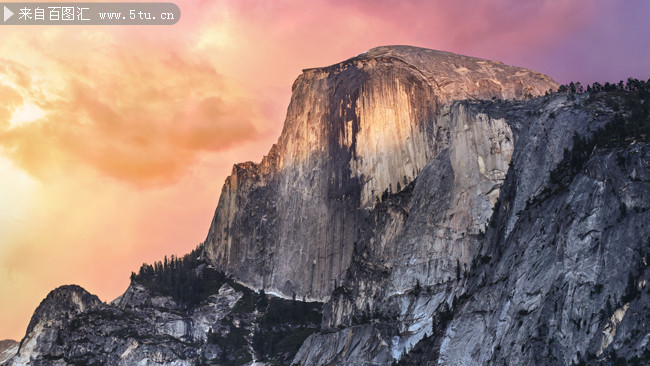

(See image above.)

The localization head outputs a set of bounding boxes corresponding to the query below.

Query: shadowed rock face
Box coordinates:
[203,45,558,301]
[0,340,18,365]
[7,279,318,365]
[8,285,103,365]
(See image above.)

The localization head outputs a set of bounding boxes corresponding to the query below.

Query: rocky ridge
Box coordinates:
[5,264,322,365]
[0,341,18,365]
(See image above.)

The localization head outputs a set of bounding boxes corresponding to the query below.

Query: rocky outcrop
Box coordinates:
[8,285,102,365]
[6,282,241,365]
[0,340,18,365]
[203,45,558,301]
[6,267,322,365]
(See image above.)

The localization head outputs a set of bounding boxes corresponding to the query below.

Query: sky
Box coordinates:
[1,0,649,341]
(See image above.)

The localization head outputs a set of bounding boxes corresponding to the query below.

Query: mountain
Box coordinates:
[0,341,18,365]
[203,45,556,301]
[4,46,649,365]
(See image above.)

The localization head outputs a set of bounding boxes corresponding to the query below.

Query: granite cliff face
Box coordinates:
[5,46,650,365]
[0,341,18,365]
[294,91,650,365]
[427,94,650,365]
[203,45,557,301]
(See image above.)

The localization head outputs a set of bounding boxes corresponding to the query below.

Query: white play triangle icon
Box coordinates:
[4,6,14,22]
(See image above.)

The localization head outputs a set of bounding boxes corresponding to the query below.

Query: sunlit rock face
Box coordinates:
[296,93,650,365]
[203,45,558,301]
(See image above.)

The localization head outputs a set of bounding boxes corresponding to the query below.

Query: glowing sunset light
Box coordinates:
[9,103,46,128]
[0,0,648,342]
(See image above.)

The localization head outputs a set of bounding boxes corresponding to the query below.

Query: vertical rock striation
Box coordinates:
[203,45,557,301]
[294,91,650,365]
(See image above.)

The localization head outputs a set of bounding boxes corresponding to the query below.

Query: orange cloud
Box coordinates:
[0,25,263,186]
[0,4,273,340]
[0,84,22,127]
